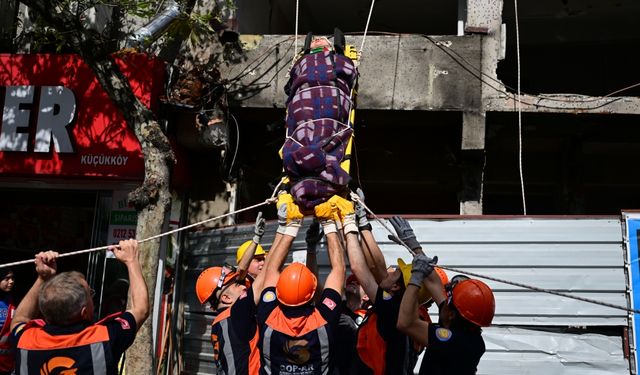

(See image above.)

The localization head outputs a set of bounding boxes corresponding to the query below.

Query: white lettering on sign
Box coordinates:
[0,85,76,153]
[35,86,76,153]
[79,154,129,167]
[1,86,33,151]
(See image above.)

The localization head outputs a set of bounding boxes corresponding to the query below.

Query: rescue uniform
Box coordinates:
[356,287,417,375]
[12,311,137,375]
[419,324,485,375]
[331,303,358,375]
[0,296,14,374]
[256,287,342,375]
[210,286,260,375]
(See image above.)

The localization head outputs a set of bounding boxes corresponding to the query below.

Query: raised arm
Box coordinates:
[252,193,302,304]
[237,212,266,281]
[353,188,388,282]
[11,251,58,331]
[397,254,442,346]
[110,239,149,329]
[322,231,345,295]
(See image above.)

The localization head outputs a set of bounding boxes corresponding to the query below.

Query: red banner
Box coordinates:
[0,53,165,180]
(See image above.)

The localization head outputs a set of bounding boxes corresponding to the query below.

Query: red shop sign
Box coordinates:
[0,53,165,180]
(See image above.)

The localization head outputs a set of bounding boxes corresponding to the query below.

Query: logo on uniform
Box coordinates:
[283,339,311,364]
[435,327,453,342]
[382,291,392,301]
[115,317,130,330]
[263,291,276,303]
[40,356,78,375]
[322,297,336,311]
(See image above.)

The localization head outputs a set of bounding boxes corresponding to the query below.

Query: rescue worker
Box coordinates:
[255,194,348,375]
[394,218,495,374]
[0,268,15,374]
[195,212,267,375]
[344,191,420,375]
[195,197,300,375]
[10,239,149,375]
[235,212,268,280]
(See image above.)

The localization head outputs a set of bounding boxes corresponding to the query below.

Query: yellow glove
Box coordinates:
[314,200,340,222]
[276,192,303,223]
[328,195,355,221]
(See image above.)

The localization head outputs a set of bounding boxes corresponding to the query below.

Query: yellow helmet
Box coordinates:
[236,240,266,264]
[397,258,448,304]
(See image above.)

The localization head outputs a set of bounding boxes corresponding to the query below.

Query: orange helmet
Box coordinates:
[195,266,238,305]
[450,278,495,327]
[276,263,318,307]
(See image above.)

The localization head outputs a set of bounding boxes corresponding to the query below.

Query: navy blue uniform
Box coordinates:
[257,287,342,375]
[419,324,485,375]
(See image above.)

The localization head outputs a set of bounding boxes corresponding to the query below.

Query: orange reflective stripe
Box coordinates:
[248,328,260,375]
[265,306,327,337]
[356,313,386,375]
[212,308,232,326]
[17,324,110,350]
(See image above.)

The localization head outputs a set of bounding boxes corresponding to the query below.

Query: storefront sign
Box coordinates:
[0,54,165,179]
[107,190,138,245]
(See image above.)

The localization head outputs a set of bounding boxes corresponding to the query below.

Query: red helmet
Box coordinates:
[276,263,318,306]
[195,266,238,305]
[450,279,495,327]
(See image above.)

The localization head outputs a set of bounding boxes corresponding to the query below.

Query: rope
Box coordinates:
[514,0,527,215]
[292,0,300,66]
[358,0,376,64]
[0,198,277,269]
[350,192,640,314]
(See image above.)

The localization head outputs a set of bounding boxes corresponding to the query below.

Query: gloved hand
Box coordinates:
[354,188,371,230]
[314,199,339,234]
[342,213,359,234]
[252,212,266,244]
[276,192,303,237]
[409,254,438,287]
[328,195,355,222]
[387,216,421,251]
[305,219,324,252]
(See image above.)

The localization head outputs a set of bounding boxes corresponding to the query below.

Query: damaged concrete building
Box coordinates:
[177,1,640,374]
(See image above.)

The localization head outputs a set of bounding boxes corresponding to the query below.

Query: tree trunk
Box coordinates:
[18,1,175,372]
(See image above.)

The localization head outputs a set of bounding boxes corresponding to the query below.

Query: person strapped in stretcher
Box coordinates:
[281,28,358,212]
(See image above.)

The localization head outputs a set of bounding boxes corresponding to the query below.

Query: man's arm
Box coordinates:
[397,254,443,347]
[252,233,295,305]
[11,251,58,331]
[344,231,379,303]
[322,232,345,295]
[397,284,430,346]
[237,212,266,281]
[352,188,388,283]
[359,230,388,284]
[110,239,149,330]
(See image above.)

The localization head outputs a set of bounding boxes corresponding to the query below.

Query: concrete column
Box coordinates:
[460,111,486,214]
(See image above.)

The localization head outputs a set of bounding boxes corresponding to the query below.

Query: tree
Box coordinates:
[8,0,227,372]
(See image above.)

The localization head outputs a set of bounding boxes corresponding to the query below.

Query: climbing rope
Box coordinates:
[350,192,640,314]
[0,197,277,269]
[292,0,301,66]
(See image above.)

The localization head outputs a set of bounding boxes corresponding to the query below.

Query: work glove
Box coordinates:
[328,195,355,222]
[342,213,359,234]
[409,254,438,287]
[252,212,266,244]
[276,192,303,237]
[353,188,371,231]
[387,216,421,251]
[314,199,339,234]
[305,219,324,252]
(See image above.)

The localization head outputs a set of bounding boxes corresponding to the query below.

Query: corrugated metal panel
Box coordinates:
[178,217,628,374]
